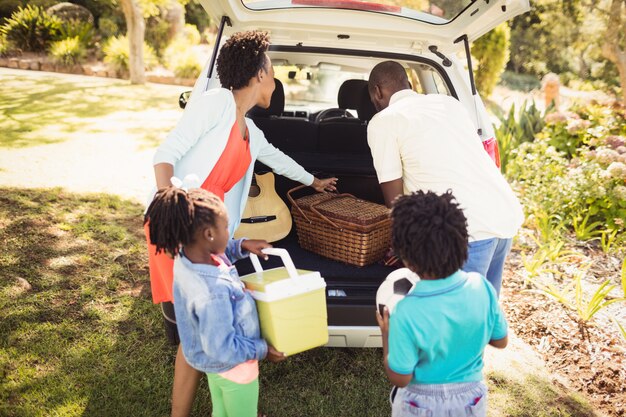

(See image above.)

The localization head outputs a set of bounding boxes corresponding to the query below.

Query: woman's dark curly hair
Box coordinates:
[391,190,469,279]
[144,187,225,256]
[216,31,270,90]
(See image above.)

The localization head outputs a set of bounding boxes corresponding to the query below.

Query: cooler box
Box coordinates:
[240,248,328,356]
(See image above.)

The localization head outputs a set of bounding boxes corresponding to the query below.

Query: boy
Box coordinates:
[377,190,508,417]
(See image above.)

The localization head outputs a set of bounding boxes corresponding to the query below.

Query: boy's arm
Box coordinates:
[489,335,508,349]
[377,308,414,388]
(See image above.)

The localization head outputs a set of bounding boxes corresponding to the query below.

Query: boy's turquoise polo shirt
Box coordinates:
[387,270,507,384]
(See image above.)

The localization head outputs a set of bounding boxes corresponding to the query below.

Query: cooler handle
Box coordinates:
[249,248,299,280]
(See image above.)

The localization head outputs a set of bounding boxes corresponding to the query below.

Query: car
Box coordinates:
[179,0,530,348]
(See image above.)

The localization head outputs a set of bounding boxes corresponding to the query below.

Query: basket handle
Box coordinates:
[249,248,299,280]
[286,185,313,223]
[309,193,356,231]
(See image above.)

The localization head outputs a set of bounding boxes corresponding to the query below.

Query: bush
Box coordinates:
[103,35,157,74]
[172,53,201,79]
[49,36,86,65]
[507,105,626,237]
[164,37,202,79]
[471,23,511,98]
[58,20,95,48]
[181,24,201,45]
[499,71,541,92]
[0,5,61,52]
[0,34,9,56]
[97,15,123,40]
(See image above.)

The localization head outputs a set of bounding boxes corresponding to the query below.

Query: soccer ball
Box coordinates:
[376,268,420,316]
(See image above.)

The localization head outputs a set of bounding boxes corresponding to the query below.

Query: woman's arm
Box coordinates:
[154,163,174,189]
[153,90,228,167]
[255,130,337,192]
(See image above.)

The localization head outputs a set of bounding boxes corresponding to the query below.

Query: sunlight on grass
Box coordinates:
[0,70,187,149]
[0,188,603,416]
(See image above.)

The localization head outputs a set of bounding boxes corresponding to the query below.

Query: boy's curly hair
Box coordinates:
[391,190,468,279]
[216,31,270,90]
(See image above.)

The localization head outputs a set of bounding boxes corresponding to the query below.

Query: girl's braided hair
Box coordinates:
[391,190,469,279]
[216,31,270,90]
[144,187,225,256]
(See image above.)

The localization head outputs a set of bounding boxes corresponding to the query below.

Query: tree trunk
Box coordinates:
[601,0,626,104]
[120,0,146,85]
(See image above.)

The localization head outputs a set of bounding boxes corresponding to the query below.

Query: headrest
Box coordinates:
[247,78,285,118]
[337,79,377,121]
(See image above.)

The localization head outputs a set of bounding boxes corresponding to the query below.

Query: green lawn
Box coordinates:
[0,69,602,417]
[0,69,186,149]
[0,188,600,417]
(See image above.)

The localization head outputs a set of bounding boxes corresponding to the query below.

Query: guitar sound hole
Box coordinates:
[249,185,261,197]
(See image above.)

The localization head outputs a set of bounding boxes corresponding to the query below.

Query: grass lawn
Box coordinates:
[0,187,601,417]
[0,69,186,149]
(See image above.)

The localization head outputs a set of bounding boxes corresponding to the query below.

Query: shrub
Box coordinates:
[471,23,511,98]
[0,34,9,56]
[0,5,61,52]
[499,71,541,92]
[103,35,157,74]
[58,20,95,48]
[172,52,201,79]
[49,36,86,65]
[494,101,545,173]
[164,37,202,79]
[97,15,122,39]
[181,24,201,45]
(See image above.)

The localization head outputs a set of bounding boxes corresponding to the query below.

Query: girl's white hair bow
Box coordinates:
[170,174,201,192]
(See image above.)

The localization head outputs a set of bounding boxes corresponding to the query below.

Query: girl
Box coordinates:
[145,186,286,417]
[145,30,336,417]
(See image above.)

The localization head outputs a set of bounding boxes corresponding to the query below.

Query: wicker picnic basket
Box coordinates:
[287,185,391,267]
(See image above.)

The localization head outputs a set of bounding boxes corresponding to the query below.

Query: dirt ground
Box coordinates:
[1,68,624,416]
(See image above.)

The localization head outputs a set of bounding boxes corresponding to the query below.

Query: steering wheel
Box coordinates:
[314,108,354,123]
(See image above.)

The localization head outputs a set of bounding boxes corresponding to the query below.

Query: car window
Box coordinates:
[243,0,473,23]
[275,64,367,112]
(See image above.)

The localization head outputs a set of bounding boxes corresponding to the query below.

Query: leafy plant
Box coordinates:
[531,263,626,326]
[49,36,86,66]
[471,23,510,98]
[494,101,545,174]
[103,35,157,74]
[171,52,201,79]
[0,5,62,52]
[571,212,604,241]
[613,317,626,341]
[532,211,565,244]
[600,229,619,254]
[58,20,95,48]
[622,257,626,298]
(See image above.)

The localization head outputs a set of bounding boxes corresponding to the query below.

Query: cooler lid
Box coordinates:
[241,267,326,301]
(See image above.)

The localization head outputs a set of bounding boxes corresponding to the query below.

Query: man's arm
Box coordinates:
[380,179,404,208]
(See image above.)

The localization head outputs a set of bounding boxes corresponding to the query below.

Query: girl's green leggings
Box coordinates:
[206,373,259,417]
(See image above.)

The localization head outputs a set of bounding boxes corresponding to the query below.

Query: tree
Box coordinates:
[471,23,511,98]
[600,0,626,103]
[120,0,145,84]
[119,0,180,84]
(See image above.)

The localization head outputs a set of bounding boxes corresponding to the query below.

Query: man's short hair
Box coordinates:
[368,61,409,94]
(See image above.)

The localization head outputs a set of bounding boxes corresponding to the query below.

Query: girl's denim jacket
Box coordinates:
[172,239,268,374]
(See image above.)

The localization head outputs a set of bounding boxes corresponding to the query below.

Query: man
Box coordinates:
[367,60,523,296]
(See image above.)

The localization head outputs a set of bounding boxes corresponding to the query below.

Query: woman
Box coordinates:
[146,31,337,417]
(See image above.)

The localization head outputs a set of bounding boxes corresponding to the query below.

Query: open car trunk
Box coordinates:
[235,158,394,328]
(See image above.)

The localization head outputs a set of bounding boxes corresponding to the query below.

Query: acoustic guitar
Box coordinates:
[233,172,293,242]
